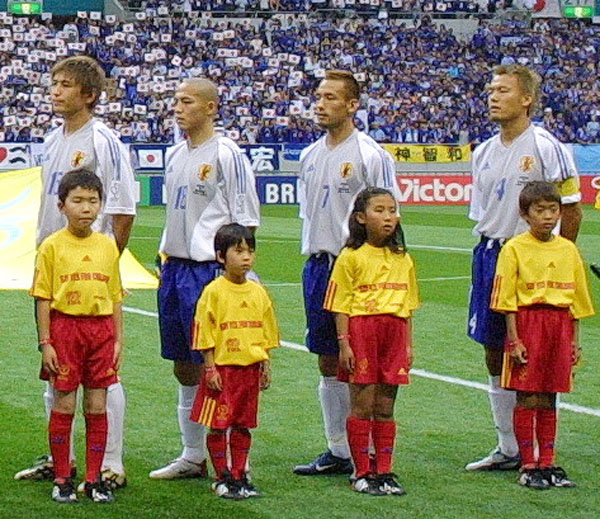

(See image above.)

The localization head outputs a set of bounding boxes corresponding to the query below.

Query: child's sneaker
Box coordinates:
[212,478,243,500]
[352,476,385,496]
[543,467,576,488]
[378,473,407,496]
[52,479,78,504]
[84,480,115,503]
[239,475,261,498]
[518,469,550,490]
[15,455,76,481]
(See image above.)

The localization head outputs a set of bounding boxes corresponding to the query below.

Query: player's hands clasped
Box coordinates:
[205,365,223,391]
[508,338,528,365]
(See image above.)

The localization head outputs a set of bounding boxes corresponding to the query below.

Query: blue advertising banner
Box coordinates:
[282,143,307,162]
[136,174,299,206]
[571,144,600,175]
[241,144,281,172]
[255,175,298,205]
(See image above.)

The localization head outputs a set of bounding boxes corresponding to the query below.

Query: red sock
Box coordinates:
[537,407,557,468]
[347,417,372,478]
[206,430,228,479]
[230,428,252,480]
[372,420,396,475]
[49,411,74,482]
[513,406,536,468]
[85,413,108,483]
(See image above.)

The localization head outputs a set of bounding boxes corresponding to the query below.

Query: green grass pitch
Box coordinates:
[2,204,600,519]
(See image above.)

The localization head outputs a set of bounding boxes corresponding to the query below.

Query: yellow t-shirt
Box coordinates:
[324,243,420,318]
[192,276,280,366]
[491,231,594,319]
[30,228,123,316]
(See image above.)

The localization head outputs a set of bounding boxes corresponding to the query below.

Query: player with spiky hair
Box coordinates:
[149,78,260,481]
[293,70,402,477]
[466,64,582,472]
[15,55,136,490]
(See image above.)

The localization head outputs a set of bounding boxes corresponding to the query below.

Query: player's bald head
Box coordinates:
[180,78,219,105]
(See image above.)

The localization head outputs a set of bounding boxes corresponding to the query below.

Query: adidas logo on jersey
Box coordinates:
[240,301,249,308]
[548,262,556,268]
[481,161,491,171]
[380,265,389,272]
[82,255,92,262]
[398,368,407,375]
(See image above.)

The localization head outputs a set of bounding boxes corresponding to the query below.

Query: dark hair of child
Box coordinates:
[58,169,104,203]
[519,181,561,215]
[345,187,406,253]
[214,223,256,263]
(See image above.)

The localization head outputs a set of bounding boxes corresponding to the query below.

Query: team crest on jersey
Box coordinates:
[198,164,212,181]
[519,156,535,173]
[340,162,354,179]
[71,151,86,167]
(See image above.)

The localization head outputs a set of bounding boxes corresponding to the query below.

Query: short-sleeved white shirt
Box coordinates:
[469,125,580,240]
[298,129,401,256]
[160,135,260,262]
[37,119,137,246]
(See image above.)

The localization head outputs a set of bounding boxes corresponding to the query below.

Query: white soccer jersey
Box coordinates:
[160,135,260,262]
[37,119,137,246]
[469,125,580,240]
[297,129,401,256]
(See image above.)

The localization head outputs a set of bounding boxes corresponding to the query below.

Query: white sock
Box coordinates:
[488,376,518,457]
[178,384,206,463]
[102,382,126,474]
[318,376,351,459]
[44,383,76,463]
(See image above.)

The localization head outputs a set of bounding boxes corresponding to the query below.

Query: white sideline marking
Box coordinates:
[258,238,474,254]
[265,276,470,288]
[123,306,600,418]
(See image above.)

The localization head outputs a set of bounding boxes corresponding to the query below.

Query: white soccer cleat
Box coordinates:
[149,458,208,479]
[465,447,520,471]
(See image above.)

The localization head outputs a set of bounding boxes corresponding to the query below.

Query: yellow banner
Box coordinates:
[0,167,157,290]
[383,144,471,163]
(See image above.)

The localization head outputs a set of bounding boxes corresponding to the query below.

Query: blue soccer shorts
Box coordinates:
[467,237,506,349]
[302,253,338,356]
[158,258,222,363]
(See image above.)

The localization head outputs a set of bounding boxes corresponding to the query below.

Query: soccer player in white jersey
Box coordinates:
[293,70,401,476]
[149,78,260,480]
[15,56,136,489]
[466,64,582,471]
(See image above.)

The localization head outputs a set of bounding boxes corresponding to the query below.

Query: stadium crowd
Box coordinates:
[0,9,599,145]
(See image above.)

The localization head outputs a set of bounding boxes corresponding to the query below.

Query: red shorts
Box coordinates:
[190,364,260,430]
[338,315,411,385]
[501,306,574,393]
[40,311,118,391]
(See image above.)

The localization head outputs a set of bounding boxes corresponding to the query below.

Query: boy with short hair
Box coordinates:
[31,170,124,503]
[189,223,279,499]
[491,181,594,490]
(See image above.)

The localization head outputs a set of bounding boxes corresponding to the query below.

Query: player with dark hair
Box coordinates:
[293,70,402,476]
[466,65,582,472]
[32,170,124,503]
[325,187,418,496]
[491,181,594,489]
[190,223,279,499]
[150,79,260,480]
[15,56,136,490]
